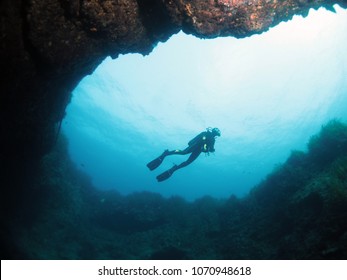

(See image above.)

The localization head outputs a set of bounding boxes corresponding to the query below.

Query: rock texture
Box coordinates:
[1,0,346,176]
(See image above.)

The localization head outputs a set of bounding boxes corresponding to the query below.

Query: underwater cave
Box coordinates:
[62,7,347,200]
[1,0,347,260]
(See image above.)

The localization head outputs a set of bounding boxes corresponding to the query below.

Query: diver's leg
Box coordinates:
[175,150,201,170]
[166,146,191,156]
[156,150,201,182]
[147,146,190,171]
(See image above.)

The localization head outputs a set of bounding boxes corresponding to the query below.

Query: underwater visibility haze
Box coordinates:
[63,6,347,201]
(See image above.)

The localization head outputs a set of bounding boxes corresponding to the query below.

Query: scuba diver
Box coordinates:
[147,127,221,182]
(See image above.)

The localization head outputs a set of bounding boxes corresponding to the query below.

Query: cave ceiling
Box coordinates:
[1,0,346,164]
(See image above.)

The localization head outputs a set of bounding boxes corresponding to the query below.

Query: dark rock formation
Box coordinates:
[1,0,346,170]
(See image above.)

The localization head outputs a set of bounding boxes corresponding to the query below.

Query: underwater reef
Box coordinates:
[1,119,346,259]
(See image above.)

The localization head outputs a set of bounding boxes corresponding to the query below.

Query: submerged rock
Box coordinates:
[2,121,347,259]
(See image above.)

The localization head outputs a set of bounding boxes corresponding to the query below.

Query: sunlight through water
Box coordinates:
[63,6,347,201]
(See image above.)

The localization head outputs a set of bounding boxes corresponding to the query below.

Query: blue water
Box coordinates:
[62,6,347,201]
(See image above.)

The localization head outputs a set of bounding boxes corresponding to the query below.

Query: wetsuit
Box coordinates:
[147,128,220,182]
[165,131,216,170]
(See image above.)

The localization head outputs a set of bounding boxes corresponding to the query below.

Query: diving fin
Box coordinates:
[147,150,168,171]
[156,165,178,182]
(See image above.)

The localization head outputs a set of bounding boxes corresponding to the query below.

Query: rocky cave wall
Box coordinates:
[1,0,347,177]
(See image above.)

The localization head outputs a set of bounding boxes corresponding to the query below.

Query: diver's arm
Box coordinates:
[210,139,216,153]
[208,138,216,152]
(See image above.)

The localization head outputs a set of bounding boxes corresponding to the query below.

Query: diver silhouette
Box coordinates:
[147,127,221,182]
